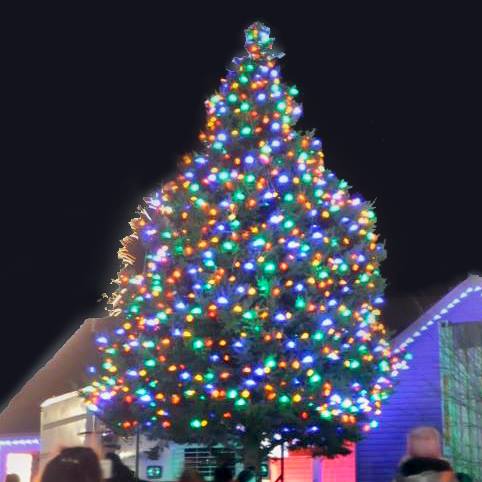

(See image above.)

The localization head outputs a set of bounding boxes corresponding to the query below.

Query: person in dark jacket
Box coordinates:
[105,452,147,482]
[214,464,233,482]
[455,474,473,482]
[41,447,102,482]
[236,468,255,482]
[393,426,458,481]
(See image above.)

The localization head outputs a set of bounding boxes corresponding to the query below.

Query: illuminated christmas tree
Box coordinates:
[84,22,406,468]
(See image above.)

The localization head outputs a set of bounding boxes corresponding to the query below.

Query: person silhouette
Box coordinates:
[41,447,102,482]
[5,474,21,482]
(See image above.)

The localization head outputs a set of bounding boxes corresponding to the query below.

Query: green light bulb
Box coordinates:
[283,219,294,229]
[379,360,390,372]
[302,173,312,184]
[218,171,229,181]
[350,360,360,369]
[240,125,252,136]
[313,331,324,341]
[193,339,204,350]
[233,191,246,202]
[276,101,286,112]
[242,310,256,321]
[158,311,168,321]
[295,296,306,310]
[265,356,276,368]
[190,419,202,428]
[310,373,321,383]
[204,259,216,269]
[263,262,276,274]
[252,237,266,247]
[222,240,237,252]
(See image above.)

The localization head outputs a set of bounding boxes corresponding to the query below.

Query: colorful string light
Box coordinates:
[83,22,407,455]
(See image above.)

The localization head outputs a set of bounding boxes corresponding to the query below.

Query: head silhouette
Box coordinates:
[406,426,442,458]
[236,469,255,482]
[214,464,233,482]
[178,468,204,482]
[105,452,134,478]
[6,475,21,482]
[41,447,102,482]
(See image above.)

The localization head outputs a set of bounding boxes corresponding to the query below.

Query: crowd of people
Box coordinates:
[3,426,472,482]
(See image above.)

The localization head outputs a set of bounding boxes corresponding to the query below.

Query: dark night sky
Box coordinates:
[3,4,481,403]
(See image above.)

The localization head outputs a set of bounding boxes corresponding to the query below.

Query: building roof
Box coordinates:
[0,317,115,435]
[393,274,482,351]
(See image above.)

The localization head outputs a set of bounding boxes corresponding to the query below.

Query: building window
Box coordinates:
[184,447,235,481]
[441,322,482,481]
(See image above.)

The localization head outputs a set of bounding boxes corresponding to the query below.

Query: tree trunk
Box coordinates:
[242,442,264,482]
